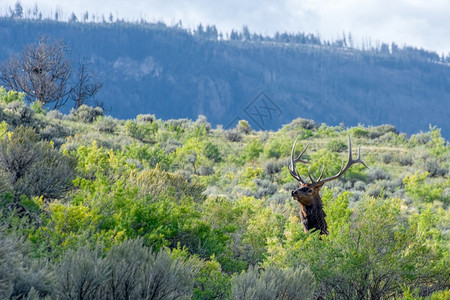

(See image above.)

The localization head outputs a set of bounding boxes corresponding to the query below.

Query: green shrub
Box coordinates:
[263,137,292,159]
[403,171,448,203]
[56,246,108,299]
[367,167,390,181]
[137,114,156,123]
[243,139,263,161]
[3,101,34,125]
[397,154,414,166]
[0,230,53,299]
[367,124,396,139]
[203,141,222,162]
[288,118,317,130]
[237,120,252,134]
[46,109,65,120]
[263,159,283,178]
[225,129,242,142]
[30,101,44,114]
[326,139,347,152]
[231,265,315,300]
[381,153,393,164]
[95,116,117,133]
[193,257,231,300]
[0,126,76,202]
[69,104,104,123]
[125,119,158,142]
[350,126,369,138]
[195,114,212,133]
[0,87,25,104]
[103,239,195,300]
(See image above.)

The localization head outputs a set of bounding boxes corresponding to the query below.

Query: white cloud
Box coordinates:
[2,0,450,53]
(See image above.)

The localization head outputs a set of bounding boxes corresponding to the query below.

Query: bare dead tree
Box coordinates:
[0,37,102,109]
[71,58,103,108]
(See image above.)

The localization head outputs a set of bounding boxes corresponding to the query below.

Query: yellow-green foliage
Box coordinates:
[0,93,448,298]
[0,121,7,139]
[403,171,449,203]
[0,86,25,104]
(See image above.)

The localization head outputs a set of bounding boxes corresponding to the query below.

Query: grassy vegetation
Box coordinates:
[0,93,449,299]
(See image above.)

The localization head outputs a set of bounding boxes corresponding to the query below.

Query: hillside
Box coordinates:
[1,17,450,139]
[0,91,449,298]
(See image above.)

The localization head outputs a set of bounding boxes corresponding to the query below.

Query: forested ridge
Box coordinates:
[1,16,450,139]
[0,89,449,299]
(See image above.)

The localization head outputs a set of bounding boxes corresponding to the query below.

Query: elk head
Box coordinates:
[289,135,368,235]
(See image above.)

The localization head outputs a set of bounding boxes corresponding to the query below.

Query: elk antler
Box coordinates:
[289,134,368,185]
[288,135,311,184]
[316,135,368,185]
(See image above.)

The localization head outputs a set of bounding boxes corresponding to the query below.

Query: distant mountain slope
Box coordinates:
[1,18,449,139]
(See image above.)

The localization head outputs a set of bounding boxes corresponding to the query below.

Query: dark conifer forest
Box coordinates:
[1,14,449,138]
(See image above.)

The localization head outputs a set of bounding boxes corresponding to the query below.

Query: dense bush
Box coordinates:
[0,126,76,203]
[225,129,242,142]
[95,116,117,133]
[367,167,391,181]
[0,92,448,298]
[263,159,283,178]
[267,194,448,299]
[288,117,317,130]
[0,230,53,299]
[381,152,393,164]
[46,109,65,120]
[326,139,347,152]
[236,120,252,134]
[0,86,25,104]
[2,100,35,125]
[195,114,212,133]
[125,119,158,142]
[231,265,315,300]
[137,113,156,123]
[69,104,104,123]
[367,124,396,139]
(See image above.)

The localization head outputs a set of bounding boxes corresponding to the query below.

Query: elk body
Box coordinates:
[289,135,368,235]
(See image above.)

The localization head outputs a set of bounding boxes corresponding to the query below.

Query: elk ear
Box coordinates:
[313,182,325,190]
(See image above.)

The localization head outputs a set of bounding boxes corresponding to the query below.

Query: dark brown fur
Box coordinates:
[291,183,328,235]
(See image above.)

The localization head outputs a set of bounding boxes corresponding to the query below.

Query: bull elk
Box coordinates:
[289,135,368,235]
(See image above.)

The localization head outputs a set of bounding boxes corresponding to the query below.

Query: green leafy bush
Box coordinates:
[288,118,317,130]
[0,230,53,299]
[125,119,158,142]
[3,100,34,125]
[231,265,315,300]
[0,86,25,104]
[95,116,117,133]
[326,139,348,152]
[403,171,448,203]
[225,129,242,142]
[103,239,196,300]
[242,139,263,162]
[350,126,369,138]
[0,126,76,202]
[0,99,448,298]
[268,194,448,299]
[236,120,252,134]
[56,246,108,299]
[69,104,104,123]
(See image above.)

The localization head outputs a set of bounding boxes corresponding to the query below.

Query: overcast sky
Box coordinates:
[3,0,450,54]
